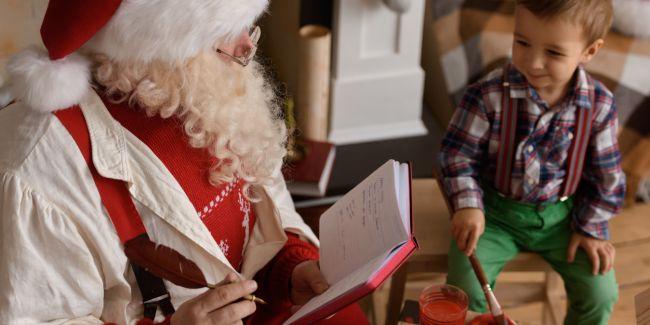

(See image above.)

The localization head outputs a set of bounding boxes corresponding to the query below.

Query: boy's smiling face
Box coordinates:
[512,5,603,99]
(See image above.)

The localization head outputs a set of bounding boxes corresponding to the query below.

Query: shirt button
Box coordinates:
[527,145,534,153]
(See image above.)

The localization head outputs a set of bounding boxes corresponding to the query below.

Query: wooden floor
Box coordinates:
[368,202,650,325]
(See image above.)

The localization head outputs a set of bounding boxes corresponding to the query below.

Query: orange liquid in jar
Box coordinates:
[420,300,466,325]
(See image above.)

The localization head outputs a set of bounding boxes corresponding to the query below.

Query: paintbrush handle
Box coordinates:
[433,168,507,324]
[469,254,507,324]
[469,254,489,286]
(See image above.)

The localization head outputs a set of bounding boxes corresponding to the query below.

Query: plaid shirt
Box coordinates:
[440,64,625,239]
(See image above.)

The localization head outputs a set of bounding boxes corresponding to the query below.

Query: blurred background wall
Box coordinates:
[0,0,47,84]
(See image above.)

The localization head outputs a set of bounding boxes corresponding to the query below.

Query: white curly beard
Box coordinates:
[93,52,287,196]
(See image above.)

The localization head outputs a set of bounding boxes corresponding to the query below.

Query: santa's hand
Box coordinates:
[567,232,616,275]
[171,273,257,325]
[291,260,329,306]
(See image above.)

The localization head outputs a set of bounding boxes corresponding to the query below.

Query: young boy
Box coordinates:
[439,1,625,324]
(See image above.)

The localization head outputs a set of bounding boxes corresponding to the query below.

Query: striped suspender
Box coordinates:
[54,107,175,320]
[495,66,517,195]
[495,66,595,199]
[562,89,594,198]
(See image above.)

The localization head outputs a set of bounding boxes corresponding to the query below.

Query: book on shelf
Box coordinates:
[284,159,418,325]
[282,139,336,197]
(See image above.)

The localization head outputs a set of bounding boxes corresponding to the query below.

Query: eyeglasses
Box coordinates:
[216,25,261,67]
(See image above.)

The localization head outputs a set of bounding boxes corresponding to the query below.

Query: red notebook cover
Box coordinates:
[285,162,418,325]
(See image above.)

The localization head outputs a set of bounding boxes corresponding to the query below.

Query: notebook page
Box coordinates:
[319,160,410,285]
[397,162,410,235]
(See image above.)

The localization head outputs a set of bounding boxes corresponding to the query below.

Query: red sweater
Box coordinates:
[103,100,319,320]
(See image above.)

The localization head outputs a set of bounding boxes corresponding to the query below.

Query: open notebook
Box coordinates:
[284,160,418,324]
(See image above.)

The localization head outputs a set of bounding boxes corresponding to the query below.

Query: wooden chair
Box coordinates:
[636,288,650,325]
[383,178,566,325]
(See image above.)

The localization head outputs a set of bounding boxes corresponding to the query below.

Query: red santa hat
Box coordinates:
[5,0,268,113]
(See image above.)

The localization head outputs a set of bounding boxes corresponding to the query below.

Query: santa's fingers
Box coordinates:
[207,300,256,324]
[197,279,258,313]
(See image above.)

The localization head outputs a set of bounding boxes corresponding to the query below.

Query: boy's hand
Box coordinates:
[451,208,485,256]
[567,232,616,275]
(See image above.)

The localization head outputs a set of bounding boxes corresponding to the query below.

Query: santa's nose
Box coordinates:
[218,29,254,58]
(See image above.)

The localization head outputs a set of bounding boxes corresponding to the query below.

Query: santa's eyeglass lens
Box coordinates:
[216,25,261,67]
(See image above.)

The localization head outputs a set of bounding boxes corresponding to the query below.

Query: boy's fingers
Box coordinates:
[602,245,615,274]
[598,248,608,274]
[608,244,616,262]
[451,225,459,240]
[586,247,599,275]
[466,229,479,257]
[458,229,470,252]
[567,236,580,263]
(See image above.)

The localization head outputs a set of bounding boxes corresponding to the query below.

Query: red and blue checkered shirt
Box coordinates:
[440,64,625,239]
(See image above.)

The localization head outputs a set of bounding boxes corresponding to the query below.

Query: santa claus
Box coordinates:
[0,1,366,324]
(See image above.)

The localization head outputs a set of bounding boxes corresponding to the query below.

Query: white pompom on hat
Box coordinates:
[6,0,268,113]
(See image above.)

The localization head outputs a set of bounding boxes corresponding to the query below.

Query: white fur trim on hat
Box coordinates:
[85,0,269,63]
[612,0,650,38]
[7,46,91,113]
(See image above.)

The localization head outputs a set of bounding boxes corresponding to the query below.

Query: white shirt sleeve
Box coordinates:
[0,171,105,324]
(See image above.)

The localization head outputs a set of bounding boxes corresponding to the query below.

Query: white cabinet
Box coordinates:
[328,0,427,144]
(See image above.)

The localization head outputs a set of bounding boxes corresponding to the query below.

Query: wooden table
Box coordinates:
[637,288,650,325]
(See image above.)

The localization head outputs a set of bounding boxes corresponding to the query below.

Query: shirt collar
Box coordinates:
[78,91,234,268]
[76,91,312,278]
[506,64,593,110]
[79,91,130,182]
[571,65,594,110]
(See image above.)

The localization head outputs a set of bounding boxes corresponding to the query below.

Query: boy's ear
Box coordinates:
[581,39,604,64]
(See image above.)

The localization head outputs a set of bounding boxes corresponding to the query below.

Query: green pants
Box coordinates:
[447,187,618,325]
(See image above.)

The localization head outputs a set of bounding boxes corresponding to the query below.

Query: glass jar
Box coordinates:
[419,284,468,325]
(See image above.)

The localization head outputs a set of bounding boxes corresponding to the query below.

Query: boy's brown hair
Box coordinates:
[516,0,613,44]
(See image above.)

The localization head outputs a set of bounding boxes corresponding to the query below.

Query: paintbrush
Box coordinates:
[469,254,507,325]
[431,166,508,324]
